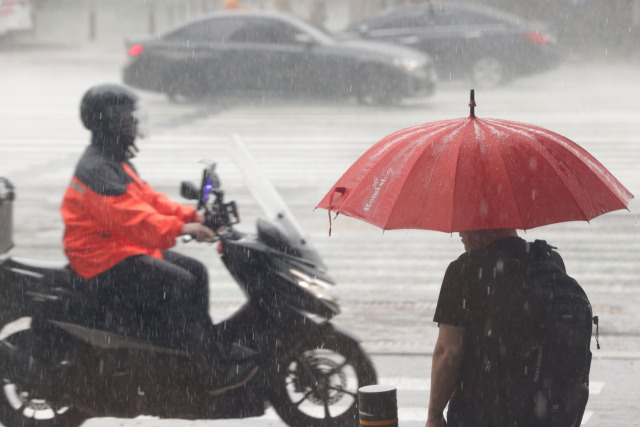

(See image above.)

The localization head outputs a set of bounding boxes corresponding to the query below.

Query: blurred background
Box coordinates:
[3,0,640,60]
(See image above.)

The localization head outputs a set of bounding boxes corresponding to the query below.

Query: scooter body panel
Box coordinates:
[19,315,269,420]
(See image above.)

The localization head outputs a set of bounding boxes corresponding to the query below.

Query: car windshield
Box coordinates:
[163,16,245,42]
[440,3,525,26]
[286,15,336,45]
[164,13,337,46]
[355,2,525,30]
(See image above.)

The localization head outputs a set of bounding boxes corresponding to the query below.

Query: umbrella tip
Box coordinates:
[469,89,476,117]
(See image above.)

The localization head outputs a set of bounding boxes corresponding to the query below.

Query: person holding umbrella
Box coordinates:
[317,92,633,426]
[426,228,573,427]
[427,228,519,427]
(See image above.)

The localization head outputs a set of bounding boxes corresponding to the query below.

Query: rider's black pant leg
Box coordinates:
[162,250,210,320]
[88,253,214,352]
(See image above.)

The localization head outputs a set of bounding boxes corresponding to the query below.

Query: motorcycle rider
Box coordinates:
[60,83,256,392]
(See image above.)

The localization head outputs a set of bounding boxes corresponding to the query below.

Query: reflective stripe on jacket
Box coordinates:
[61,145,196,279]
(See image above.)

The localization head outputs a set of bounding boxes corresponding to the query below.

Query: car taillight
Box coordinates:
[128,44,144,56]
[520,32,555,45]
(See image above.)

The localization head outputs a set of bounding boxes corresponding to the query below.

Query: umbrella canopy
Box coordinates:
[317,97,633,233]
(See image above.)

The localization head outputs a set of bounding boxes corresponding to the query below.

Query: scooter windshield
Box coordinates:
[227,134,327,271]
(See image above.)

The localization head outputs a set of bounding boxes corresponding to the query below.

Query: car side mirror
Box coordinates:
[180,181,200,200]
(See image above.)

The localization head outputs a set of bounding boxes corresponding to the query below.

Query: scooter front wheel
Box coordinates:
[0,330,87,427]
[267,331,377,427]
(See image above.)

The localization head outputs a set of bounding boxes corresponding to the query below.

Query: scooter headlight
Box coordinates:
[289,268,335,302]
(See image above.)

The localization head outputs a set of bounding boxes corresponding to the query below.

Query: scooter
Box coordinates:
[0,137,378,427]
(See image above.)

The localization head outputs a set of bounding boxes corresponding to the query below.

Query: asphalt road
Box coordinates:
[1,44,639,426]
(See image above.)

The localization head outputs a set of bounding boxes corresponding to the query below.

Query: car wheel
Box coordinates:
[356,66,399,106]
[163,68,209,104]
[471,56,507,89]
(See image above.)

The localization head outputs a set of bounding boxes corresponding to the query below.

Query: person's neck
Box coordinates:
[91,133,135,162]
[466,229,518,251]
[485,229,518,244]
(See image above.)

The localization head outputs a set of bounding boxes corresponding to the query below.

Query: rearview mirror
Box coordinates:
[180,181,200,200]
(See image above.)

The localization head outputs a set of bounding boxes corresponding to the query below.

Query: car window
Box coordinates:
[165,17,244,42]
[229,17,300,45]
[361,4,514,30]
[429,4,521,26]
[432,8,502,26]
[364,6,431,30]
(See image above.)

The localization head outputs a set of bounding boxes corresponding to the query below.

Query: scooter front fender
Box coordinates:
[0,330,32,382]
[314,320,363,345]
[0,339,14,378]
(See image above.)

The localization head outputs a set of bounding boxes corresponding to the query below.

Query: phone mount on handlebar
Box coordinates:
[208,198,240,231]
[0,177,14,254]
[181,163,239,233]
[199,163,220,210]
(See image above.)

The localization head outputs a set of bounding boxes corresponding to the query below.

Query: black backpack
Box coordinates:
[472,240,597,427]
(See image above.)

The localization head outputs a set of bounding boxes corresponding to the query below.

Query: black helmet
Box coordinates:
[80,84,146,139]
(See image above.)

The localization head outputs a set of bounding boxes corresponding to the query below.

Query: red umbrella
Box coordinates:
[317,92,633,233]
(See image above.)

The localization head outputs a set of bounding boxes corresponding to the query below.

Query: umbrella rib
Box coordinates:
[532,144,592,223]
[491,129,529,230]
[364,126,436,229]
[449,126,465,232]
[488,119,590,226]
[382,119,464,231]
[517,121,632,205]
[516,122,632,213]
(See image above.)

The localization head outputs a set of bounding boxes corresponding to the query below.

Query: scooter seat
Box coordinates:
[44,286,185,351]
[9,256,69,271]
[5,258,190,351]
[6,256,84,289]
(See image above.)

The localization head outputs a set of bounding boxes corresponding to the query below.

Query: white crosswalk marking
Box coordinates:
[372,378,605,394]
[255,379,606,423]
[582,411,594,424]
[590,381,605,394]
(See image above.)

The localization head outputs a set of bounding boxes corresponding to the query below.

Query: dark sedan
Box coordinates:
[123,10,437,104]
[343,2,562,88]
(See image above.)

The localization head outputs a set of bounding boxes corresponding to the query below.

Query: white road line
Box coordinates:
[379,377,430,391]
[260,407,598,423]
[378,378,605,395]
[590,381,605,394]
[259,407,430,421]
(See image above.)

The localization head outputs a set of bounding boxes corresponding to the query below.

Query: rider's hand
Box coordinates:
[195,211,206,224]
[181,223,216,242]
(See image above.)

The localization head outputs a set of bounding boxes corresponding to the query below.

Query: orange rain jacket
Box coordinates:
[61,146,197,279]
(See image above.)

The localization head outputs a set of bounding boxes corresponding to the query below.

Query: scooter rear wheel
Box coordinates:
[268,331,377,427]
[0,329,87,427]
